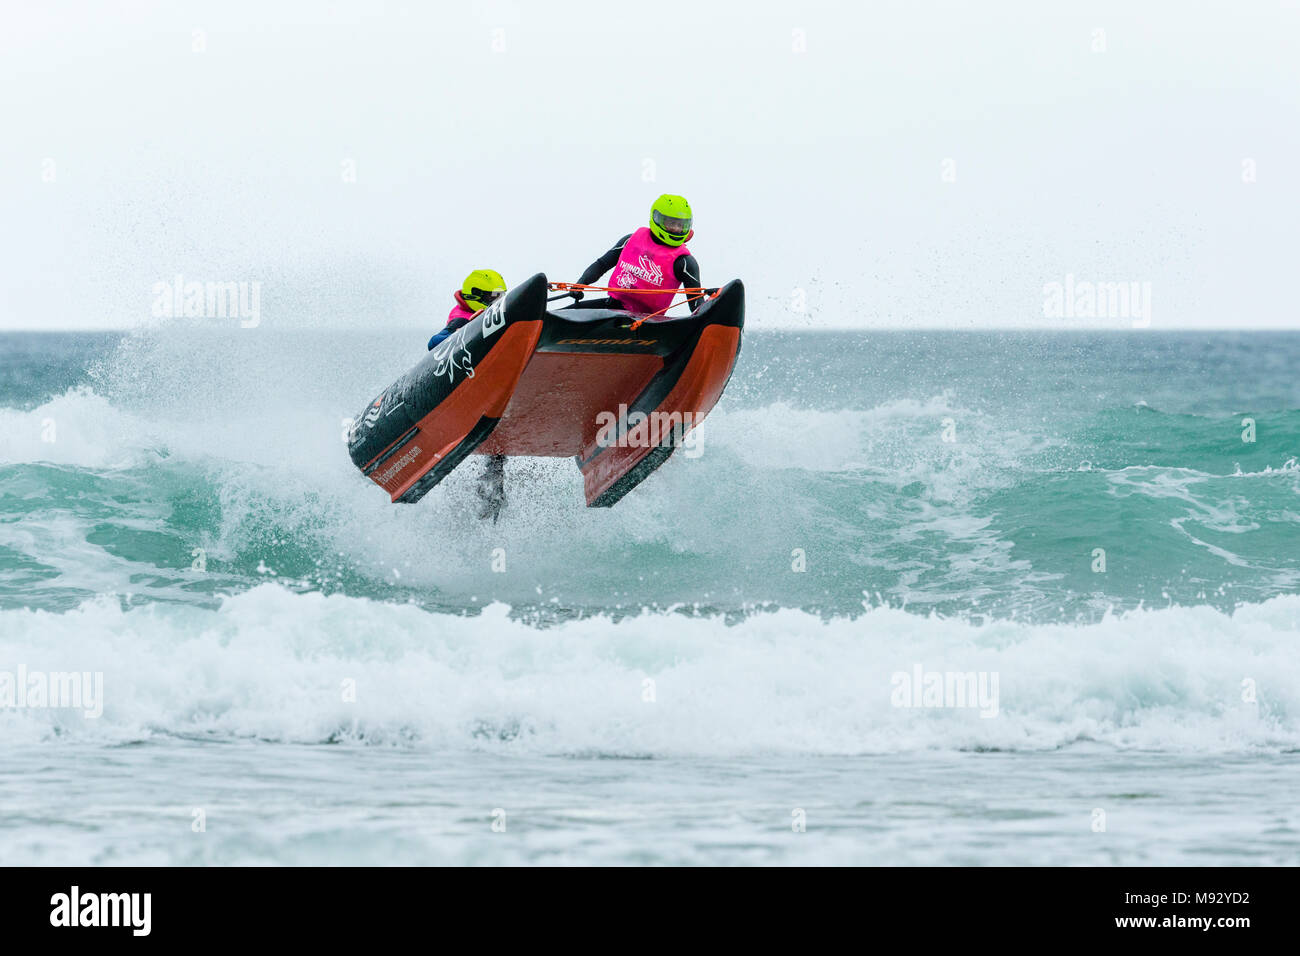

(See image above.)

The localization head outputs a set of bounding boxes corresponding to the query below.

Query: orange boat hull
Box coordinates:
[346,273,744,507]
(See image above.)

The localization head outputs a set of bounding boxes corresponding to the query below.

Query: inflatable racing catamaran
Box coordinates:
[346,274,744,508]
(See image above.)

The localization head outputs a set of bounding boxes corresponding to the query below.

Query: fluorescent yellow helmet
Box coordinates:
[462,269,507,310]
[649,194,693,246]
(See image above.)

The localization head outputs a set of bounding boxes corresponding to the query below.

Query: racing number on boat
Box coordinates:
[480,297,507,338]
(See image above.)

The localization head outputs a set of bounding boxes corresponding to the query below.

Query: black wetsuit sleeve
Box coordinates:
[675,254,705,312]
[675,254,700,287]
[577,235,633,285]
[428,316,469,350]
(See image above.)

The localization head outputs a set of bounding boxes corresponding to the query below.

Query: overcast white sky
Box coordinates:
[2,0,1298,330]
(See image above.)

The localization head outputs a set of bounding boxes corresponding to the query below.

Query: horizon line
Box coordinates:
[4,325,1300,334]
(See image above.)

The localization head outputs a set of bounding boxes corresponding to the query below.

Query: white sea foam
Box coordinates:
[1,584,1295,754]
[0,381,1028,590]
[0,388,155,468]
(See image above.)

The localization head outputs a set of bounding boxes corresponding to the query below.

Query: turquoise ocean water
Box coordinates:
[1,328,1297,864]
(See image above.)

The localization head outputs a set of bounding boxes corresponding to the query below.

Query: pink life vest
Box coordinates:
[446,291,477,325]
[607,227,689,314]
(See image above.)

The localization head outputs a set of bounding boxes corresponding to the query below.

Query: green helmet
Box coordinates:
[461,269,507,311]
[649,194,693,247]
